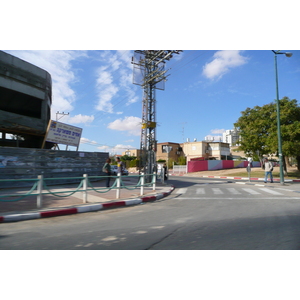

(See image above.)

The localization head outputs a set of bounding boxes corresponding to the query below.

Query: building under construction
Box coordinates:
[0,51,52,148]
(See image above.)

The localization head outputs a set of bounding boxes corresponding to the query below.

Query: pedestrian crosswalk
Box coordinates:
[175,186,288,197]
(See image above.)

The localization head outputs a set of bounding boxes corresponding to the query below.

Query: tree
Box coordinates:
[234,97,300,170]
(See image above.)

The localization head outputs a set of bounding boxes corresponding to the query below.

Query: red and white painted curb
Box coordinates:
[0,186,175,223]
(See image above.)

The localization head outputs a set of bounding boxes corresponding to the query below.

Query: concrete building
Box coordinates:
[122,149,141,158]
[0,51,52,148]
[182,141,231,161]
[156,142,184,162]
[222,128,240,147]
[129,140,231,164]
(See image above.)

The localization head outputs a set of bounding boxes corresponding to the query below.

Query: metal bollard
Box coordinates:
[37,175,43,209]
[152,172,156,191]
[246,165,251,182]
[83,174,88,203]
[140,173,144,196]
[116,173,121,199]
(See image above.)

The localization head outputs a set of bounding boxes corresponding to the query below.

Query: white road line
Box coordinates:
[227,188,241,194]
[212,188,223,194]
[258,188,283,195]
[242,188,261,195]
[196,188,206,194]
[176,188,187,194]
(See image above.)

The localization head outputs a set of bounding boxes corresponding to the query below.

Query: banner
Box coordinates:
[44,121,82,147]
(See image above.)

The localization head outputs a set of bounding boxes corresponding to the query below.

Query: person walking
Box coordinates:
[116,157,124,175]
[103,158,112,187]
[264,158,274,183]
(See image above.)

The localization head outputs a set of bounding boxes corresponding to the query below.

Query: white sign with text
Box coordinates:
[45,121,82,147]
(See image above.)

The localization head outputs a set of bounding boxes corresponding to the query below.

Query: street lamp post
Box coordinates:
[272,50,293,185]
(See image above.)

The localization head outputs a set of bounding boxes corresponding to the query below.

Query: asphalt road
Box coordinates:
[1,177,300,250]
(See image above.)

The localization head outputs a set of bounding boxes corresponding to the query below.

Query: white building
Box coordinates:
[222,129,240,147]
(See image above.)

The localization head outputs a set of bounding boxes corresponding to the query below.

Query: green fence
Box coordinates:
[0,173,157,209]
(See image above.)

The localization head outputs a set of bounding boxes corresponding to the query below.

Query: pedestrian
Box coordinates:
[163,163,168,181]
[102,158,112,187]
[116,157,124,175]
[263,158,274,183]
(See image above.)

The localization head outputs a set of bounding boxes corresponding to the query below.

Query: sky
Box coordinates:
[3,49,299,155]
[1,1,299,156]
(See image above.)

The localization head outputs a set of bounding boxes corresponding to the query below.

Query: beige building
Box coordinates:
[156,142,184,162]
[122,149,141,157]
[182,141,230,161]
[124,141,231,163]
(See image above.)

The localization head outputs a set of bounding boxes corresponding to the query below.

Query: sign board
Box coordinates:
[44,120,82,148]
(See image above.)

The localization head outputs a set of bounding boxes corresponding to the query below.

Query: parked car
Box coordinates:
[111,165,129,176]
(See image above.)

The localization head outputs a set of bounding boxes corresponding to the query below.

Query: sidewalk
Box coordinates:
[0,176,174,223]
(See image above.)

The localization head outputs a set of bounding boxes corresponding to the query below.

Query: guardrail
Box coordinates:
[0,173,157,209]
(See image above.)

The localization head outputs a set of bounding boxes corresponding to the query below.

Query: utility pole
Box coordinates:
[54,111,69,150]
[56,111,69,121]
[132,50,182,178]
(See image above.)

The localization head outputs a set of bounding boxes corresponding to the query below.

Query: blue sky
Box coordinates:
[3,49,300,154]
[2,1,299,155]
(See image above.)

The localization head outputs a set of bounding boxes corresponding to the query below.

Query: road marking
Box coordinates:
[176,188,187,194]
[241,188,261,195]
[212,188,223,194]
[227,188,241,194]
[196,188,206,194]
[259,188,283,195]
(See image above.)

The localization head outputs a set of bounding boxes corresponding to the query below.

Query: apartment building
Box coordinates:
[222,128,240,146]
[156,142,184,162]
[182,141,230,161]
[122,149,141,157]
[124,140,231,163]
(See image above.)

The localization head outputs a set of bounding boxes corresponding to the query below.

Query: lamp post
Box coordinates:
[272,50,293,185]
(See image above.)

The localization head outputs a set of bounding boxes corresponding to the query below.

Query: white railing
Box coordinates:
[0,173,156,209]
[172,165,187,175]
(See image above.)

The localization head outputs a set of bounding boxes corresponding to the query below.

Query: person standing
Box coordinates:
[163,163,168,181]
[116,157,124,175]
[103,158,112,187]
[264,158,274,183]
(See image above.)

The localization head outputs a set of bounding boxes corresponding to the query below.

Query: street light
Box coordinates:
[272,50,293,185]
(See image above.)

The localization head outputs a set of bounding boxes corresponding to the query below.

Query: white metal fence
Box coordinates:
[172,165,187,175]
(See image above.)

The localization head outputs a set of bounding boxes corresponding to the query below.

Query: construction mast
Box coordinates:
[132,50,182,177]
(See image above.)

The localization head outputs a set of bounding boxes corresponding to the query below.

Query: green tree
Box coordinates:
[177,156,187,165]
[234,97,300,170]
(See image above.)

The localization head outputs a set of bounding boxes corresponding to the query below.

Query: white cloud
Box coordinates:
[202,50,249,80]
[80,137,97,145]
[68,114,94,124]
[107,116,142,136]
[97,144,134,155]
[95,83,119,113]
[211,129,226,134]
[94,51,139,113]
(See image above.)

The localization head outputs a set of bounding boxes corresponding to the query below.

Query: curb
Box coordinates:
[0,186,175,223]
